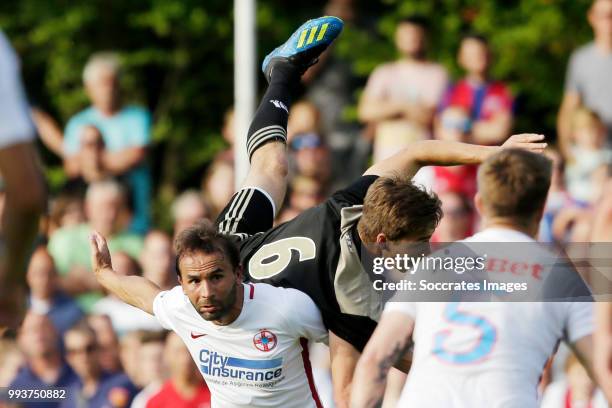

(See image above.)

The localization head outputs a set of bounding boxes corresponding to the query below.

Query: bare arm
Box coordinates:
[556,92,581,161]
[102,146,147,175]
[594,303,612,402]
[357,95,405,123]
[364,133,547,179]
[358,95,435,128]
[30,108,64,157]
[470,112,513,145]
[350,311,414,408]
[89,231,160,314]
[329,331,360,408]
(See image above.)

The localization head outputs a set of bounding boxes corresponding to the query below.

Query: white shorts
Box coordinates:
[0,31,35,149]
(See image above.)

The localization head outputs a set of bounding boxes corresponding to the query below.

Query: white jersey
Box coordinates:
[153,283,328,408]
[0,30,34,149]
[386,228,594,408]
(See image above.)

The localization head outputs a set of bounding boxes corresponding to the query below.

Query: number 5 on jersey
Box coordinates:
[432,302,497,364]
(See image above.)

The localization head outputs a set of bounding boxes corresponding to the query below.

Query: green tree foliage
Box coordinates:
[0,0,596,226]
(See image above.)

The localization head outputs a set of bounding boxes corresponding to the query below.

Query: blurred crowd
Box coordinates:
[0,0,611,407]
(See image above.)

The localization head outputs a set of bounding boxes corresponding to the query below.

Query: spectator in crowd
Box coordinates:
[275,175,326,224]
[61,322,138,408]
[10,312,78,408]
[438,34,514,145]
[46,191,86,237]
[541,352,608,408]
[130,331,167,408]
[562,108,612,203]
[291,132,331,188]
[63,52,152,234]
[140,230,176,290]
[48,180,143,312]
[413,107,478,199]
[287,100,321,142]
[201,156,235,219]
[65,125,108,184]
[358,16,448,162]
[538,147,579,243]
[0,337,23,387]
[431,191,474,242]
[171,190,211,237]
[26,246,84,336]
[119,330,145,388]
[145,332,211,408]
[93,252,163,335]
[87,315,123,375]
[558,0,612,145]
[289,174,326,212]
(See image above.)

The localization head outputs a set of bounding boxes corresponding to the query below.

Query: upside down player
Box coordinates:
[351,149,600,408]
[216,16,548,405]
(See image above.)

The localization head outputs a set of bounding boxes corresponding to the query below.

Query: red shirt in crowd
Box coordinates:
[146,380,211,408]
[440,79,513,121]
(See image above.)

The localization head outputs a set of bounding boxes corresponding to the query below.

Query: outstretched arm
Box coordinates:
[350,311,415,408]
[364,133,547,179]
[89,231,161,314]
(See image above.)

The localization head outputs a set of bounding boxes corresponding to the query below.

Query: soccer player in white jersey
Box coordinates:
[0,30,46,330]
[90,220,328,408]
[351,149,601,408]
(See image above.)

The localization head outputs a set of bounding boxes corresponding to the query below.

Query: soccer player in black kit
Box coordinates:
[216,16,547,406]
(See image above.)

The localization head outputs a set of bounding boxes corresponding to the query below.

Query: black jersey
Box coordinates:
[216,176,380,351]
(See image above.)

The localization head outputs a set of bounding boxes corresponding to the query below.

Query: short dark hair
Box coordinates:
[398,15,429,31]
[478,149,552,221]
[358,176,442,242]
[173,220,240,276]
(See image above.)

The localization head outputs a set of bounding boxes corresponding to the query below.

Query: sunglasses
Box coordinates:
[67,343,97,355]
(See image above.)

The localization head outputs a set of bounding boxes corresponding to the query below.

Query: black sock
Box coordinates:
[246,63,300,161]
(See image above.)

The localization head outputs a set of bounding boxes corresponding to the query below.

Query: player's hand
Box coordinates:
[89,231,113,275]
[500,133,547,153]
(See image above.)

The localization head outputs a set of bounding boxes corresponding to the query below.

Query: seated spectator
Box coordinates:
[431,191,474,242]
[358,16,448,162]
[87,315,123,375]
[93,252,163,335]
[130,331,167,408]
[541,352,608,407]
[563,108,612,203]
[171,190,211,237]
[61,322,138,408]
[63,52,152,234]
[11,312,78,408]
[46,191,86,237]
[146,332,211,408]
[439,34,514,145]
[26,246,84,336]
[119,330,145,387]
[48,180,143,312]
[201,156,235,219]
[140,230,176,290]
[291,132,331,188]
